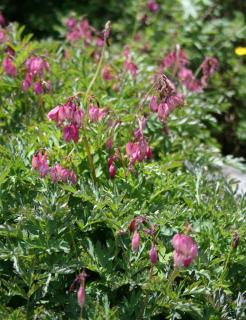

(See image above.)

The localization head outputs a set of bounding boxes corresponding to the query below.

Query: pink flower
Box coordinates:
[77,285,85,308]
[66,18,93,44]
[32,151,49,178]
[147,0,159,14]
[200,57,218,87]
[124,60,138,77]
[33,81,44,95]
[165,93,184,111]
[172,234,198,268]
[89,105,106,122]
[131,230,140,252]
[161,49,188,70]
[22,73,32,91]
[66,17,77,30]
[48,106,60,122]
[157,103,169,121]
[50,164,77,184]
[26,56,49,77]
[63,124,79,143]
[96,37,104,47]
[146,145,152,159]
[73,109,84,127]
[2,57,17,77]
[50,165,60,183]
[150,96,158,112]
[102,65,113,81]
[60,167,70,182]
[149,244,158,264]
[126,142,139,163]
[178,68,202,92]
[109,164,116,178]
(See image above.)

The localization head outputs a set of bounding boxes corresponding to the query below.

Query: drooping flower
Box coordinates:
[109,164,116,178]
[157,102,169,121]
[77,285,85,308]
[63,124,79,143]
[102,65,113,81]
[200,57,218,87]
[161,48,188,70]
[150,95,158,112]
[32,151,49,178]
[124,60,138,77]
[88,104,106,122]
[2,57,17,77]
[66,17,77,30]
[33,81,44,95]
[178,67,203,92]
[147,0,159,14]
[26,56,49,77]
[131,230,140,252]
[172,234,198,268]
[149,244,158,265]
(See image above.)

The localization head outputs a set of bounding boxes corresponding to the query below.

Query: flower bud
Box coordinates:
[109,164,116,178]
[77,285,85,308]
[149,244,158,265]
[131,230,140,252]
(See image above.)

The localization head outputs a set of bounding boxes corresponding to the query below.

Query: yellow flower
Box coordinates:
[235,47,246,56]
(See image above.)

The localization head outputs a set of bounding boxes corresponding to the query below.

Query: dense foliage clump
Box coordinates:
[0,2,245,319]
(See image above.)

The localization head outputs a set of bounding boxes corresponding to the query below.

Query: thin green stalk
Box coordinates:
[79,307,83,320]
[82,130,97,183]
[83,42,106,107]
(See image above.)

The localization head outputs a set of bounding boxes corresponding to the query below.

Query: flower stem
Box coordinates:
[84,40,106,107]
[82,131,97,183]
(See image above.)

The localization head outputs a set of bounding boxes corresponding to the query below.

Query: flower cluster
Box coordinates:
[48,97,84,143]
[123,46,138,78]
[32,151,49,178]
[22,56,51,94]
[150,74,184,121]
[66,17,93,44]
[129,216,198,268]
[161,47,218,92]
[50,164,77,184]
[32,151,77,184]
[129,216,158,265]
[172,233,198,267]
[126,116,151,168]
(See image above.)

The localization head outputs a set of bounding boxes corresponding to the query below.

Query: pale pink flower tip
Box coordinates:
[131,230,140,252]
[172,234,198,268]
[77,285,85,308]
